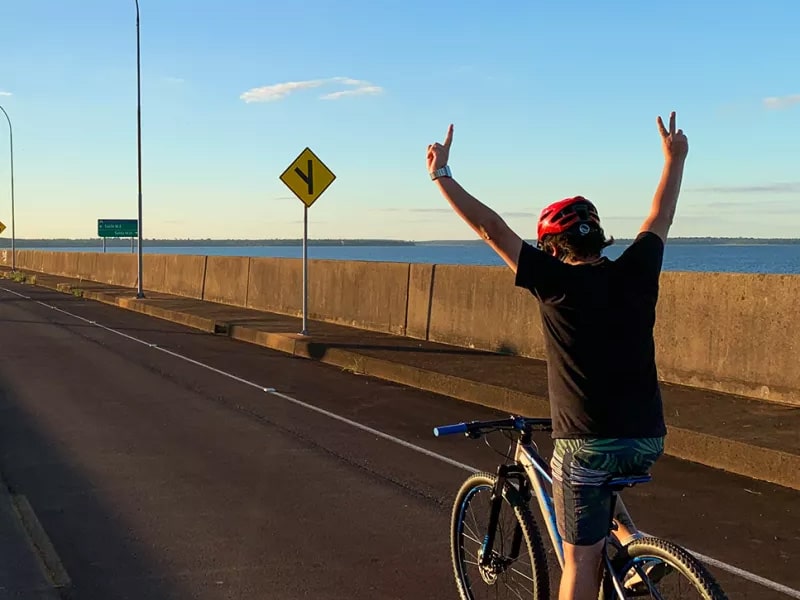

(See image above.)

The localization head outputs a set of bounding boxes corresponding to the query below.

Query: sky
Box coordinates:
[0,0,798,241]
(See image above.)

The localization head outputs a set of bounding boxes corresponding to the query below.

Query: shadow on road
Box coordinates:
[0,378,180,600]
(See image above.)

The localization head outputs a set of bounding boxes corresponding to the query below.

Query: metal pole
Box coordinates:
[103,238,106,253]
[131,236,134,253]
[301,205,308,335]
[0,105,15,272]
[135,0,144,298]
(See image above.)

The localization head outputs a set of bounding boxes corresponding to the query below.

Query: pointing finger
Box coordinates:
[443,124,454,149]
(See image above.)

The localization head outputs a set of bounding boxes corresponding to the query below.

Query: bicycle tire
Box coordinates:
[605,536,728,599]
[450,471,550,600]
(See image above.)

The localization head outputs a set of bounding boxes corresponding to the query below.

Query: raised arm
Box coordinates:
[640,111,689,243]
[427,125,523,272]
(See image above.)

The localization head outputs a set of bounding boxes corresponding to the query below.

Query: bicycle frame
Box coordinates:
[481,432,632,599]
[516,431,566,568]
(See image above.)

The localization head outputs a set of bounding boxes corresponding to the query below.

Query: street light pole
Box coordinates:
[135,0,144,298]
[0,105,15,272]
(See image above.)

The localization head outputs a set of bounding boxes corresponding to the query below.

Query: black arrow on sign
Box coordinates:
[294,159,314,195]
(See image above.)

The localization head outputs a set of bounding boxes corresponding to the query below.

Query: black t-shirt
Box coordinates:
[515,232,667,439]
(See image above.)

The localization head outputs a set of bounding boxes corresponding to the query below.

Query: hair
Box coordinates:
[538,226,615,262]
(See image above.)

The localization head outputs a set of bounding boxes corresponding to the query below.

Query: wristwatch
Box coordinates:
[430,165,452,181]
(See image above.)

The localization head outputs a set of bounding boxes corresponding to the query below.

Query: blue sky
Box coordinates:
[0,0,798,240]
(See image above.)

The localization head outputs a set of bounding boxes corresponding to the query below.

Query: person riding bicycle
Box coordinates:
[427,111,689,600]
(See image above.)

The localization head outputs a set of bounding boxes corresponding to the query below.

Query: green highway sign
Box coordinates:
[98,219,138,238]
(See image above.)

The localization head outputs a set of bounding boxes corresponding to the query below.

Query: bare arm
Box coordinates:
[641,158,685,242]
[426,124,523,272]
[640,111,689,243]
[434,176,523,272]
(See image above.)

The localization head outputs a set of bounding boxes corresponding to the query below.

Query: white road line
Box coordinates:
[3,285,799,599]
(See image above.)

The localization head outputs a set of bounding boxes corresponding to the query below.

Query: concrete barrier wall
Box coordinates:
[419,265,800,405]
[309,259,409,335]
[145,254,207,299]
[76,253,138,287]
[202,256,250,306]
[655,272,800,404]
[247,258,410,335]
[423,264,547,357]
[406,264,434,339]
[247,257,302,315]
[43,251,81,278]
[5,250,799,405]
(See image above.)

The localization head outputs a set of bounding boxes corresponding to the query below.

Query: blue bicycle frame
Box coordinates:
[514,440,566,568]
[435,417,567,567]
[435,417,648,599]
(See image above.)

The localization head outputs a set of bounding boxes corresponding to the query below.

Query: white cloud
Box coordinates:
[241,79,327,102]
[240,77,383,103]
[687,182,800,194]
[334,77,365,86]
[502,211,536,218]
[321,85,382,100]
[763,94,800,110]
[0,91,12,97]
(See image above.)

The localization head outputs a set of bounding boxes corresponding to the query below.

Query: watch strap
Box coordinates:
[430,165,452,180]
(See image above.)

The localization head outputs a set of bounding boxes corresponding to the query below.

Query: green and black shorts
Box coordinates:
[550,437,664,546]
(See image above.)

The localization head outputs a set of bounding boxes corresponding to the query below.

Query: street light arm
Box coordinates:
[0,106,11,159]
[0,105,11,135]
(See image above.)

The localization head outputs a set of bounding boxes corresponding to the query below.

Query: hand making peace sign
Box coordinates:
[657,111,689,161]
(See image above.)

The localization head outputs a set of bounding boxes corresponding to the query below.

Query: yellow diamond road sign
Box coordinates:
[279,147,336,208]
[0,221,5,235]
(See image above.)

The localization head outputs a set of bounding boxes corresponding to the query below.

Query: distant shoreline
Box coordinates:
[1,237,800,249]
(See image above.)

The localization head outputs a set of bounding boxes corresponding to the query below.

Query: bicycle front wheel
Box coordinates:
[450,472,549,600]
[608,536,728,599]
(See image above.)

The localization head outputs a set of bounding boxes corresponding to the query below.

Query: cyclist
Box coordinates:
[427,112,689,600]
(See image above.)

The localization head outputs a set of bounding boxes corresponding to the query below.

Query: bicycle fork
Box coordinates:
[479,464,525,571]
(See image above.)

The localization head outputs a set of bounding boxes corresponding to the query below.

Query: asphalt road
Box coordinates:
[0,281,798,600]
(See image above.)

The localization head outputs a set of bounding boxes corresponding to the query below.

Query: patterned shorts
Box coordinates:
[550,437,664,546]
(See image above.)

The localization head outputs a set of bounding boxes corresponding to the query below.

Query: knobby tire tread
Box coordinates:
[610,536,729,600]
[450,472,550,600]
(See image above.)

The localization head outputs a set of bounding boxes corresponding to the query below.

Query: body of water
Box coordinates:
[16,243,800,274]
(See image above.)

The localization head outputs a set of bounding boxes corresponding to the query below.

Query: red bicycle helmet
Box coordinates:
[537,196,601,240]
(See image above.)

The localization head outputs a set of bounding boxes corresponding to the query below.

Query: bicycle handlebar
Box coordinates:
[433,423,469,437]
[433,416,552,438]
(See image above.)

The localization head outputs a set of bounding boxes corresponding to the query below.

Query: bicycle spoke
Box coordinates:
[508,567,534,583]
[451,474,550,600]
[501,579,526,600]
[464,521,482,543]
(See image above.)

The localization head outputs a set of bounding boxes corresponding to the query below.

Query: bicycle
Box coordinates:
[433,415,729,599]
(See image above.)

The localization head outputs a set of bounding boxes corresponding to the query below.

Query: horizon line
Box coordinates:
[2,235,800,243]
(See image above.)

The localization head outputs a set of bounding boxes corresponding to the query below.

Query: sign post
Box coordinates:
[98,219,139,255]
[279,147,336,336]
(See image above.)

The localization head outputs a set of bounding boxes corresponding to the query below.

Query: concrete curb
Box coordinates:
[92,292,218,333]
[12,495,72,595]
[18,276,800,492]
[0,471,68,599]
[228,324,554,417]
